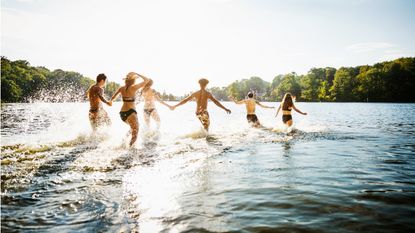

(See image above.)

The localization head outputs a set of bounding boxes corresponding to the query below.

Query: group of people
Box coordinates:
[87,72,307,147]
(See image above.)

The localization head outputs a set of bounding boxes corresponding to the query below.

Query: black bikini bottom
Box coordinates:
[120,109,137,122]
[282,115,292,123]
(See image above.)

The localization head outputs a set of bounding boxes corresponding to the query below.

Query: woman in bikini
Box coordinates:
[110,72,149,146]
[275,93,307,127]
[140,79,173,129]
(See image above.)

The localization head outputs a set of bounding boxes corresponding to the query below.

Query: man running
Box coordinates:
[230,91,274,128]
[172,78,231,131]
[86,73,112,131]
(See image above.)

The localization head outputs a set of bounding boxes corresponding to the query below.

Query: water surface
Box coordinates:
[1,102,415,232]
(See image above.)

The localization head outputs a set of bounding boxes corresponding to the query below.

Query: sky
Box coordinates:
[2,0,415,95]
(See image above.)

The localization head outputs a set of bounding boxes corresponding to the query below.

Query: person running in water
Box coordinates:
[86,73,112,131]
[110,72,149,147]
[140,79,173,129]
[171,78,231,131]
[230,91,274,127]
[275,93,307,127]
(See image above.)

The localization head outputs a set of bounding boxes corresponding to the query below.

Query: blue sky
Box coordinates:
[2,0,414,94]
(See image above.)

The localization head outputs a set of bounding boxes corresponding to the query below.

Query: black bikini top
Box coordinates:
[123,97,135,102]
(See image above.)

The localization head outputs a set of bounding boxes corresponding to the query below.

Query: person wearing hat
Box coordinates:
[229,91,274,128]
[171,78,231,131]
[86,73,112,131]
[110,72,149,146]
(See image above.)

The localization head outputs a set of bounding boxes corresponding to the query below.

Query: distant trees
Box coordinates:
[216,57,414,102]
[226,77,270,101]
[1,57,96,102]
[2,57,414,103]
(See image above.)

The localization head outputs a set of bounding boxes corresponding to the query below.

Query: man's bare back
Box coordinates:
[193,89,211,113]
[88,85,107,110]
[172,78,231,131]
[230,93,274,127]
[87,74,112,131]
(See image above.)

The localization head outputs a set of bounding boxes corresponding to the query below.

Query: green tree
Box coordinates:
[330,67,360,101]
[274,73,302,101]
[104,81,120,100]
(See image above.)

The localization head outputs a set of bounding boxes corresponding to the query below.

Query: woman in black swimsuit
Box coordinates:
[110,72,149,146]
[275,93,307,127]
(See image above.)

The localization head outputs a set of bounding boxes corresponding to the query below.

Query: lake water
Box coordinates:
[1,102,415,232]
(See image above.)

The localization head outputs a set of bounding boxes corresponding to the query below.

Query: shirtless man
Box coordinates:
[172,78,231,131]
[140,79,173,129]
[86,73,112,131]
[230,91,274,128]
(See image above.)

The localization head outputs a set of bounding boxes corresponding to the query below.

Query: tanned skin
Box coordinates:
[86,78,112,130]
[172,79,231,131]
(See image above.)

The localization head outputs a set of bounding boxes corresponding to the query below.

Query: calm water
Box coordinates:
[1,102,415,233]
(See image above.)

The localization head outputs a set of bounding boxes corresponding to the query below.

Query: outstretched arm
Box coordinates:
[229,96,245,105]
[209,93,231,114]
[293,104,307,115]
[98,88,112,106]
[110,88,122,102]
[256,101,274,109]
[173,93,195,109]
[155,94,173,108]
[275,104,281,117]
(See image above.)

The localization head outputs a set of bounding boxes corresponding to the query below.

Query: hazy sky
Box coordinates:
[2,0,415,95]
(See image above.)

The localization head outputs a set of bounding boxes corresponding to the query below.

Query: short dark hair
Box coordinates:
[198,78,209,87]
[247,92,254,98]
[96,73,107,83]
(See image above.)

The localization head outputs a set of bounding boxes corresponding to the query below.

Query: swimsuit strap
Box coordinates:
[123,96,135,102]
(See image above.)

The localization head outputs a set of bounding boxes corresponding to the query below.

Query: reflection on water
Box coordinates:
[1,102,415,232]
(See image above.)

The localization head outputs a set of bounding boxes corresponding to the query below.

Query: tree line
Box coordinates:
[1,57,119,102]
[1,56,414,103]
[210,57,415,102]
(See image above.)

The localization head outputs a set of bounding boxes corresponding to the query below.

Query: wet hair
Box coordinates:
[96,73,107,83]
[198,78,209,87]
[247,92,254,98]
[282,93,293,110]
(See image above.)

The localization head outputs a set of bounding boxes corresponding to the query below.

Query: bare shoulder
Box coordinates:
[192,90,201,97]
[91,85,102,93]
[205,91,213,98]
